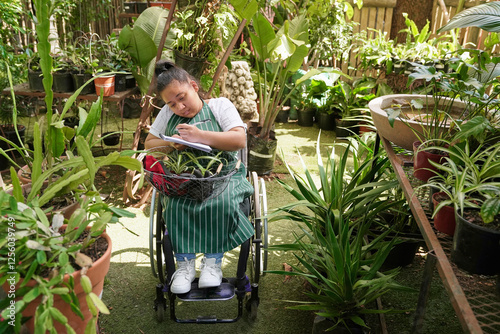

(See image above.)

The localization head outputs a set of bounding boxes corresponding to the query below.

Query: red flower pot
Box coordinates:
[432,191,456,236]
[413,141,448,182]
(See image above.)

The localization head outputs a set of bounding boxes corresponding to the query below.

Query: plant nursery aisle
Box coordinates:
[98,122,463,334]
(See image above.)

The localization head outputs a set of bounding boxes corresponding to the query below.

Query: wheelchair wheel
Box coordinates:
[249,172,268,282]
[149,189,159,278]
[149,189,166,284]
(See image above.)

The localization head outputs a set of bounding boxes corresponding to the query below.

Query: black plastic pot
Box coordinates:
[124,2,136,13]
[297,108,316,127]
[335,119,359,137]
[72,73,94,95]
[174,49,208,79]
[102,132,120,146]
[115,73,128,92]
[275,107,289,123]
[0,125,26,171]
[247,124,277,176]
[451,211,500,276]
[125,74,136,88]
[53,71,74,92]
[317,112,336,131]
[28,71,44,91]
[137,2,148,13]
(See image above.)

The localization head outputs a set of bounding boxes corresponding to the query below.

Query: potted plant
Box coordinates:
[170,0,238,78]
[52,52,75,93]
[98,34,134,92]
[69,33,99,95]
[245,11,319,175]
[268,137,412,331]
[329,77,376,138]
[0,189,136,333]
[422,140,500,275]
[369,52,500,151]
[27,51,44,92]
[118,6,171,94]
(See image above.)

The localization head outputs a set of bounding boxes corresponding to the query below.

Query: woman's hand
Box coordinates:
[170,134,187,151]
[176,124,203,143]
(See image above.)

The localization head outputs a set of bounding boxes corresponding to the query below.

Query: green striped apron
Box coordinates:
[161,101,254,253]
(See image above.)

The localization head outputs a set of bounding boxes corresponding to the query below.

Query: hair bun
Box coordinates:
[155,60,176,77]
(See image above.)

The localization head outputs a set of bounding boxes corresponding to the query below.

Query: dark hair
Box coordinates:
[154,60,193,94]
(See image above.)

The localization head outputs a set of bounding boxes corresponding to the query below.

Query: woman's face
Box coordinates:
[160,79,203,118]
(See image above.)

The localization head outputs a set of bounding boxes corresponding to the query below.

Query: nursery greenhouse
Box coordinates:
[1,0,499,333]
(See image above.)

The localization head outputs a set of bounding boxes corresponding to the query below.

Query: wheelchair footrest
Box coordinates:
[176,281,235,301]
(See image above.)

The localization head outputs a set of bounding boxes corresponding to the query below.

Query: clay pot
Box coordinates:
[432,191,456,236]
[7,230,112,333]
[413,141,447,182]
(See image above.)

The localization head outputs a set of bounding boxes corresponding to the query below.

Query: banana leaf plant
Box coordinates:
[118,7,175,94]
[250,13,319,140]
[438,2,500,33]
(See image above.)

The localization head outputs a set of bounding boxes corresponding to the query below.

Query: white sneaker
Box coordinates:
[170,258,196,294]
[198,257,223,289]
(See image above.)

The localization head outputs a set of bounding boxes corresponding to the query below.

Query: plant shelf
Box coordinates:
[381,136,500,334]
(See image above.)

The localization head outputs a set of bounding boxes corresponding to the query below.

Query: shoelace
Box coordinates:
[170,257,194,284]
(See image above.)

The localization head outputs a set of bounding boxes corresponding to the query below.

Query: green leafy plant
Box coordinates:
[171,0,238,59]
[0,191,136,333]
[249,12,319,139]
[267,135,411,330]
[423,140,500,225]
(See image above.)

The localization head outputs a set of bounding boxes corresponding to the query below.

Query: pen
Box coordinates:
[190,119,211,126]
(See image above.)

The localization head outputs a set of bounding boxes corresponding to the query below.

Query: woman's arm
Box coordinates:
[175,125,246,151]
[144,133,186,151]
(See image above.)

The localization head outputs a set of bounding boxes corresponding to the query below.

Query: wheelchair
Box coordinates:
[145,148,268,324]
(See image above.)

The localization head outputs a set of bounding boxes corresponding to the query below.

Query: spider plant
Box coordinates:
[267,134,412,330]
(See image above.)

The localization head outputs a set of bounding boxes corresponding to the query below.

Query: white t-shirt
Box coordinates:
[149,97,246,137]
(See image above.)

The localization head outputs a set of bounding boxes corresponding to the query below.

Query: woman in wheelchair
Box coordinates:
[144,60,254,294]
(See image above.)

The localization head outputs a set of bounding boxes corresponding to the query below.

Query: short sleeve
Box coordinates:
[149,105,172,138]
[208,98,246,132]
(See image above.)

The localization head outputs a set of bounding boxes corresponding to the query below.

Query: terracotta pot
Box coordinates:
[94,74,115,97]
[431,192,456,236]
[3,230,112,333]
[368,94,467,150]
[413,141,447,182]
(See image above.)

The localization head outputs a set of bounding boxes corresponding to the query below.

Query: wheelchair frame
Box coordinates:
[148,170,268,323]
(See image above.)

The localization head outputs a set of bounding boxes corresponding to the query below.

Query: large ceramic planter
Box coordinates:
[451,211,500,276]
[6,230,112,333]
[413,141,448,182]
[368,94,467,150]
[431,191,456,236]
[7,179,81,219]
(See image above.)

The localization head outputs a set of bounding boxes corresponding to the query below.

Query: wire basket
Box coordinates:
[142,148,240,202]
